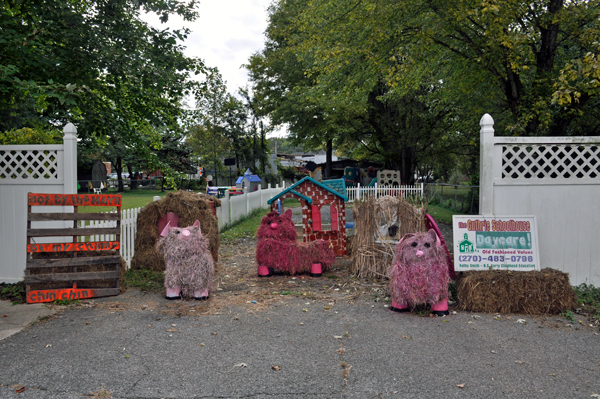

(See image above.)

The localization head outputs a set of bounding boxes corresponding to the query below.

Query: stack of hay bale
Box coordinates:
[130,191,221,272]
[351,196,426,279]
[457,268,576,315]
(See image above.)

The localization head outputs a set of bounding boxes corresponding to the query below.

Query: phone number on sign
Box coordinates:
[458,255,534,262]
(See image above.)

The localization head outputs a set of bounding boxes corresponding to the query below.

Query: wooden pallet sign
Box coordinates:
[26,193,122,304]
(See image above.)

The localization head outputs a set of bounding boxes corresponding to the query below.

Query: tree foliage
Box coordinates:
[1,0,206,189]
[247,0,600,182]
[189,70,272,183]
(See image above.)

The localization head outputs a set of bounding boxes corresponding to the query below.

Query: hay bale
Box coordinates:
[457,268,576,315]
[130,191,220,271]
[30,251,127,293]
[351,196,426,279]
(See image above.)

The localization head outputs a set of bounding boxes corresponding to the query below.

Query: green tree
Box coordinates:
[190,69,230,186]
[1,0,205,190]
[239,87,270,174]
[246,0,346,178]
[248,0,600,185]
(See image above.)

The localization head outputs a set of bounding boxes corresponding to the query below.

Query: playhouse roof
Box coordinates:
[267,177,348,204]
[236,170,262,184]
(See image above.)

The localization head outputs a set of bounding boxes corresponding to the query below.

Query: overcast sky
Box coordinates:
[142,0,286,136]
[144,0,272,97]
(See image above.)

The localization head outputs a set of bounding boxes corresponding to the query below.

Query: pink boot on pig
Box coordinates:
[390,299,409,313]
[166,287,181,300]
[194,288,209,301]
[310,263,322,277]
[257,265,271,277]
[431,298,449,316]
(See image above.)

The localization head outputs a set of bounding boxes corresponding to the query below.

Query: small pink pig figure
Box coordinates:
[156,220,214,300]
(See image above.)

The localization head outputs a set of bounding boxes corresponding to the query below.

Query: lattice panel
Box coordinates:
[502,144,599,179]
[0,150,59,179]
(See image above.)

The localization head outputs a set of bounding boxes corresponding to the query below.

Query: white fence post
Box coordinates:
[479,113,495,215]
[63,123,78,197]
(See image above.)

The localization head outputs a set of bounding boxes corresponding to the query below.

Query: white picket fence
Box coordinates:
[78,182,424,269]
[346,183,423,202]
[78,207,140,267]
[78,184,285,268]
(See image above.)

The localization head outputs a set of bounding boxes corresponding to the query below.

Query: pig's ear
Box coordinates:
[160,221,171,237]
[427,228,441,246]
[193,220,202,235]
[398,233,414,246]
[284,209,293,219]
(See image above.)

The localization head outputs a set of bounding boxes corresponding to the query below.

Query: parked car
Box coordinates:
[108,172,130,179]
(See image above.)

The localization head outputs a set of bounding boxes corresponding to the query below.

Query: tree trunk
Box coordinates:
[260,121,266,174]
[115,155,124,193]
[325,138,333,179]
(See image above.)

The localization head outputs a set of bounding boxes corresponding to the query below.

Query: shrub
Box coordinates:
[0,127,62,145]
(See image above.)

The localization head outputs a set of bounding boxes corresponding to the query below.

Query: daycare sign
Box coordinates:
[452,215,540,272]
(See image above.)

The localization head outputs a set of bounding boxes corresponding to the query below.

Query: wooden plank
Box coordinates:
[28,213,121,221]
[27,256,121,269]
[27,287,120,304]
[26,270,119,283]
[28,193,122,207]
[28,227,120,237]
[28,241,120,253]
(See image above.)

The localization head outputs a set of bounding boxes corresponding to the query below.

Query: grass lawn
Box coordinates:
[78,190,169,213]
[220,208,270,243]
[425,204,457,225]
[283,198,301,207]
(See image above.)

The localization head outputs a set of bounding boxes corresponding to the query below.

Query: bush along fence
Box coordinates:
[80,183,286,267]
[423,183,479,214]
[346,183,424,203]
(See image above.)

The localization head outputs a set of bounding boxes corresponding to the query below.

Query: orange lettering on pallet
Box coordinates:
[28,193,122,207]
[27,288,94,304]
[27,241,120,253]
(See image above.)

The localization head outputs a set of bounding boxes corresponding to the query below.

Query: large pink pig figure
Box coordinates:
[389,229,450,316]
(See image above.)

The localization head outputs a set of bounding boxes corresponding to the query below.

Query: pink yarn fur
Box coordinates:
[256,210,335,275]
[156,221,214,298]
[389,229,450,307]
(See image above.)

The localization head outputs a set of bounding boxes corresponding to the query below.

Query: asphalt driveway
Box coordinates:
[0,287,599,399]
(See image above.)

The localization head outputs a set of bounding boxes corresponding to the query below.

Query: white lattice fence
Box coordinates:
[479,114,600,285]
[502,143,600,179]
[0,124,78,283]
[0,148,60,179]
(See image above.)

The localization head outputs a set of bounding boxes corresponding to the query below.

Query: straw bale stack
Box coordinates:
[130,191,220,272]
[351,196,426,279]
[457,268,576,314]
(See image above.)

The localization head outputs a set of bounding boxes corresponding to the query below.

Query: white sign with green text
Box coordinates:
[452,215,540,272]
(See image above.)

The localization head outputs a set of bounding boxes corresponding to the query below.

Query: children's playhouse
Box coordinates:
[267,177,348,256]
